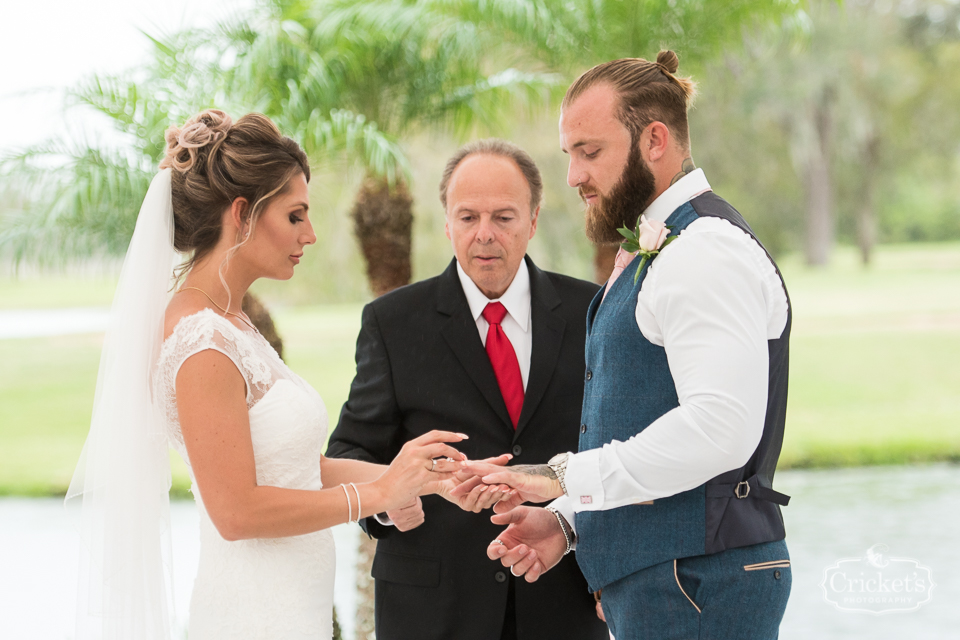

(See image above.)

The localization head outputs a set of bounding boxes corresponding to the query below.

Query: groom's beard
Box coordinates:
[583,144,656,245]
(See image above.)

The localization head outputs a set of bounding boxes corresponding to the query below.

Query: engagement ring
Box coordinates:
[492,539,505,547]
[431,459,437,472]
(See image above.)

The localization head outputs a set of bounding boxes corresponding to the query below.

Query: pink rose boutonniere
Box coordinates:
[618,215,677,283]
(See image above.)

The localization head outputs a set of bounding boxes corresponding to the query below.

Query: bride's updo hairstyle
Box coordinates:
[159,109,310,275]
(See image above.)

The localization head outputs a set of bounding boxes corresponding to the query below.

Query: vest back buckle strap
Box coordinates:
[734,481,750,499]
[705,475,791,506]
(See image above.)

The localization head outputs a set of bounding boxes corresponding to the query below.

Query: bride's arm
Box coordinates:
[319,456,385,486]
[176,349,465,541]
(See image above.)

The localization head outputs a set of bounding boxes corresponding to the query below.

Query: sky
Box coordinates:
[0,0,252,154]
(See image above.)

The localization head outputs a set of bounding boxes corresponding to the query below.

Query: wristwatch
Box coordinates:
[548,452,570,496]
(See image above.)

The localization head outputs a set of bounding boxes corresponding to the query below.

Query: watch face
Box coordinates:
[548,453,568,466]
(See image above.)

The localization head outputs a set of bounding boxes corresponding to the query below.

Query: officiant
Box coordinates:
[326,139,607,640]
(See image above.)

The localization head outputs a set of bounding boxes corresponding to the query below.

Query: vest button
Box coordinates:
[495,571,507,583]
[580,424,587,434]
[774,570,782,580]
[585,370,593,381]
[512,445,522,457]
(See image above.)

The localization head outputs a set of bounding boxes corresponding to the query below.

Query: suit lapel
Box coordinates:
[437,259,514,429]
[514,258,565,440]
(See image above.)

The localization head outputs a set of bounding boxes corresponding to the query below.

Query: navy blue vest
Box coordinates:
[574,192,792,592]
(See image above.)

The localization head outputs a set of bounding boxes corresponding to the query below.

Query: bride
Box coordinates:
[67,109,508,639]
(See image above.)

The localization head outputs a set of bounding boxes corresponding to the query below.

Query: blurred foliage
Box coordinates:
[438,0,804,70]
[693,0,960,261]
[1,0,565,293]
[1,0,959,293]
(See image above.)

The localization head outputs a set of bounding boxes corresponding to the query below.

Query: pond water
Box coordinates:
[0,308,111,339]
[1,464,957,639]
[777,463,959,639]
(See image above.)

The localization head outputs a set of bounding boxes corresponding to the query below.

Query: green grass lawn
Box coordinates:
[0,274,119,309]
[1,242,958,496]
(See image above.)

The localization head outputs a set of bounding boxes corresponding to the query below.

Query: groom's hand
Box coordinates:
[487,506,566,583]
[460,461,564,505]
[431,454,516,512]
[385,497,425,532]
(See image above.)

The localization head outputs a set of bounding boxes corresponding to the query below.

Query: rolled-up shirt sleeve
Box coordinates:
[563,221,782,511]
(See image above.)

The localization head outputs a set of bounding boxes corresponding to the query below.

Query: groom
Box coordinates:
[327,139,607,640]
[466,53,794,639]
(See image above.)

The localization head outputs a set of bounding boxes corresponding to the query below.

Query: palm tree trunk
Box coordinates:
[593,242,619,284]
[242,292,283,360]
[349,174,415,640]
[350,175,414,297]
[355,535,377,640]
[803,87,836,267]
[857,133,880,266]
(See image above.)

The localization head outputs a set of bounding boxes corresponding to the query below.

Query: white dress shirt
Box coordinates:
[553,169,789,534]
[456,259,533,390]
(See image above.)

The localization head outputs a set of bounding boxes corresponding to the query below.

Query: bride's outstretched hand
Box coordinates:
[487,506,566,583]
[373,431,468,510]
[431,454,516,513]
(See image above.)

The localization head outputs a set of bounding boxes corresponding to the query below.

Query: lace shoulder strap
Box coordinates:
[158,308,274,405]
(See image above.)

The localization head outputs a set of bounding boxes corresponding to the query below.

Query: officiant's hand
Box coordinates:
[459,461,564,505]
[487,506,566,583]
[385,497,425,532]
[432,454,517,512]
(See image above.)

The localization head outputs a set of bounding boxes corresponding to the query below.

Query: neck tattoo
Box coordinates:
[669,157,697,186]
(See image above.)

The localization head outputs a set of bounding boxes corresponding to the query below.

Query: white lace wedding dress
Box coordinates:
[154,309,336,639]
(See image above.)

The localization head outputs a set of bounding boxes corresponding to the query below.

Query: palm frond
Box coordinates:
[287,109,408,183]
[430,0,805,71]
[0,144,153,266]
[430,68,565,138]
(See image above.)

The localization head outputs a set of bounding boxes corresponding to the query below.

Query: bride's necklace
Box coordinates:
[176,286,258,333]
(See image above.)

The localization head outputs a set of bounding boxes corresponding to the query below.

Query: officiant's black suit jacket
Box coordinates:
[326,256,606,640]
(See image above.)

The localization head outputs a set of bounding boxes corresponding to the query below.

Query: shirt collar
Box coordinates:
[456,258,531,331]
[642,168,712,224]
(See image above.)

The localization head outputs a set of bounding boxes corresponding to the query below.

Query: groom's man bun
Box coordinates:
[160,109,310,275]
[562,50,698,151]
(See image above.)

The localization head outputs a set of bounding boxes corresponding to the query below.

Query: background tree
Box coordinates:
[692,0,960,266]
[427,0,808,280]
[199,0,561,295]
[0,22,409,347]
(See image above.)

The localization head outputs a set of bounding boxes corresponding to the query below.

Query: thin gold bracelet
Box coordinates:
[349,483,362,523]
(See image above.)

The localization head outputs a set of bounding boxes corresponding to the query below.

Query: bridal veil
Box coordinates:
[66,168,180,639]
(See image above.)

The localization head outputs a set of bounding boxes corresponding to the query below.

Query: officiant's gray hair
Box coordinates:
[439,139,543,213]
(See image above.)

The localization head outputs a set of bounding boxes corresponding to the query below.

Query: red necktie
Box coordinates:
[482,302,524,428]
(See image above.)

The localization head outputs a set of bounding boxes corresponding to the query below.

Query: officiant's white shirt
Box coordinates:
[553,169,789,534]
[457,258,532,390]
